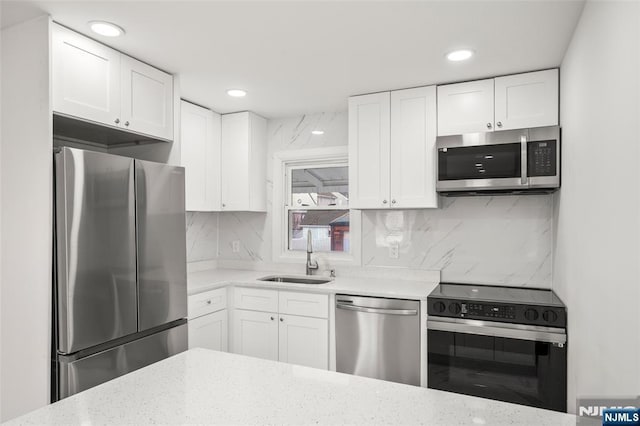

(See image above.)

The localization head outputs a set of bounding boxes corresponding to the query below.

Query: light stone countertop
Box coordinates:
[5,349,576,426]
[188,267,439,300]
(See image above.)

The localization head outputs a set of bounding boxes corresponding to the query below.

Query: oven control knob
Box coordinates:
[524,308,539,321]
[448,303,462,314]
[543,310,558,323]
[433,301,446,313]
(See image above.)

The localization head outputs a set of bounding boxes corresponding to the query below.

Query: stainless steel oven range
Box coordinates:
[427,283,567,412]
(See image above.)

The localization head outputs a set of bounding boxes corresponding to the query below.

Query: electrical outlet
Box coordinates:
[232,240,240,253]
[389,242,399,259]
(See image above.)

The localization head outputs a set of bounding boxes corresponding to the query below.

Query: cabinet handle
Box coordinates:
[391,199,396,205]
[125,121,130,127]
[222,203,226,208]
[206,300,211,305]
[496,121,503,128]
[486,122,492,129]
[280,317,284,322]
[382,200,388,204]
[114,118,120,124]
[270,316,275,321]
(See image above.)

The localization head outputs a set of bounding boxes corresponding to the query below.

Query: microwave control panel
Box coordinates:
[528,140,557,177]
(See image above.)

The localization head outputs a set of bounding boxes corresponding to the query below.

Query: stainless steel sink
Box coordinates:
[258,275,331,285]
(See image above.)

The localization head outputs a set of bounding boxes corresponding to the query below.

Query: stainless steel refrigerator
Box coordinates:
[52,147,188,401]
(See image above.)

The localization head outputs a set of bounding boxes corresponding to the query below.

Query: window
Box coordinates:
[286,164,349,253]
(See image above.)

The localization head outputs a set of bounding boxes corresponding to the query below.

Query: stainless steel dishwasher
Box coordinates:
[335,295,420,386]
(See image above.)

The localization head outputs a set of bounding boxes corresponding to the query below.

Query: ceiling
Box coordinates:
[1,1,585,119]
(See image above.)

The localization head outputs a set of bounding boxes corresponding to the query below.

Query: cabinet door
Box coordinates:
[188,310,228,352]
[348,92,391,209]
[390,86,438,209]
[120,55,174,140]
[220,112,250,210]
[494,69,559,131]
[232,309,278,361]
[437,79,494,136]
[278,315,328,369]
[180,101,221,211]
[52,24,121,127]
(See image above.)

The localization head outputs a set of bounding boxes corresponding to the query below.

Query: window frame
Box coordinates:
[272,146,361,266]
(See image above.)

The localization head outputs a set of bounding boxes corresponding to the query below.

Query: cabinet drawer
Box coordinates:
[188,288,227,319]
[234,287,278,312]
[279,291,329,319]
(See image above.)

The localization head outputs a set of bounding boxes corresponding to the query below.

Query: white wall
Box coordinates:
[0,15,52,421]
[553,0,640,413]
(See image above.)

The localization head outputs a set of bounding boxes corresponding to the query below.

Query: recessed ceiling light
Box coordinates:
[88,21,125,37]
[446,49,474,62]
[311,130,324,135]
[226,89,247,98]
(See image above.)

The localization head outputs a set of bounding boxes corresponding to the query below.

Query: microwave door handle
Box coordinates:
[521,135,528,185]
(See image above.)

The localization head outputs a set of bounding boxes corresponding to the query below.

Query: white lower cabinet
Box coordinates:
[231,287,329,369]
[189,310,228,352]
[188,288,228,351]
[232,309,279,361]
[278,314,328,369]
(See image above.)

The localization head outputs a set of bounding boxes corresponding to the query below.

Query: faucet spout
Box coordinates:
[306,229,319,275]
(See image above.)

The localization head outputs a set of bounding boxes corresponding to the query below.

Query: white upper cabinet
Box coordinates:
[52,24,121,127]
[52,23,174,141]
[120,55,174,140]
[220,112,267,212]
[390,86,438,209]
[348,92,391,209]
[180,101,221,211]
[349,88,437,209]
[437,79,495,136]
[437,69,559,136]
[494,69,559,131]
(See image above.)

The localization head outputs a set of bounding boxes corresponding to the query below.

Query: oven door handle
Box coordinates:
[427,317,566,344]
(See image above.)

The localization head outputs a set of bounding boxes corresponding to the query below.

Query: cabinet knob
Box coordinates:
[206,300,211,305]
[222,203,226,208]
[114,118,120,124]
[391,199,396,204]
[124,121,130,127]
[270,316,275,321]
[280,317,284,322]
[486,123,492,129]
[496,121,503,128]
[382,199,388,204]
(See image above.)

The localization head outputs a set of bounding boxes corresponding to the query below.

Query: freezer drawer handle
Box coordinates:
[336,303,417,316]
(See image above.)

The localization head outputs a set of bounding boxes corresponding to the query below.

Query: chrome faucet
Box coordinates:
[306,229,319,275]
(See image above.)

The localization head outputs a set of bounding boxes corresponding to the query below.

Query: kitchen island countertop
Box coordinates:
[5,349,576,425]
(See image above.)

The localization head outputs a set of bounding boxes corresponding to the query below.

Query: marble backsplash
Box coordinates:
[361,196,553,286]
[186,111,554,288]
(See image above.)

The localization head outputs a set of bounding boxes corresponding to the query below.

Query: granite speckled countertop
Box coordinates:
[5,349,577,425]
[188,267,439,300]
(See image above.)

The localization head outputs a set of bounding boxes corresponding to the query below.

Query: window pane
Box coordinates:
[288,210,349,253]
[291,166,348,208]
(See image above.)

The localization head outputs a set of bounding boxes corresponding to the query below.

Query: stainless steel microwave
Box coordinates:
[436,126,560,195]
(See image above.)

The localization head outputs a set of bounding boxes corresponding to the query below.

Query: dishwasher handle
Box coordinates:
[336,302,418,316]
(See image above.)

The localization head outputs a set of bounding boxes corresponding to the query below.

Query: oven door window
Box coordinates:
[438,143,521,181]
[427,330,566,412]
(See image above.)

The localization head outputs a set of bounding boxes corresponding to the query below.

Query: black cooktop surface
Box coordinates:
[429,282,565,307]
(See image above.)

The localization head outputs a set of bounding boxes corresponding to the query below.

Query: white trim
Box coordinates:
[272,146,361,267]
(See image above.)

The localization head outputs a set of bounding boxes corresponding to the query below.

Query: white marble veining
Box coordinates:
[362,195,553,287]
[195,111,554,287]
[186,212,218,262]
[187,267,439,300]
[5,349,576,425]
